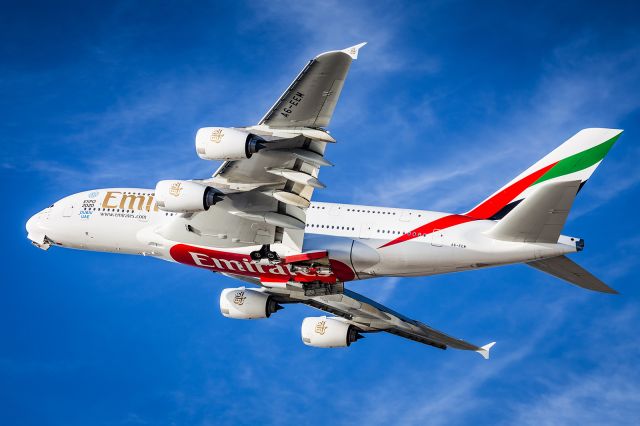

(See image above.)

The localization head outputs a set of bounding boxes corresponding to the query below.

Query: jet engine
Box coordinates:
[219,287,282,319]
[195,127,265,161]
[155,180,224,213]
[301,316,363,348]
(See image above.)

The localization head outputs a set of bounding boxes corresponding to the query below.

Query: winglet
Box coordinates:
[342,42,367,59]
[476,342,496,360]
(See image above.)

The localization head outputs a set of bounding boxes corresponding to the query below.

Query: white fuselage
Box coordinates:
[26,188,578,282]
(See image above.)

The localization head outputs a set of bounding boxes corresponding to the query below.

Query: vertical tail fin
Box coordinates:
[467,128,622,221]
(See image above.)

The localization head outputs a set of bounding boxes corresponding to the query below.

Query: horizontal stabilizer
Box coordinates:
[528,255,618,294]
[487,180,581,243]
[476,342,496,360]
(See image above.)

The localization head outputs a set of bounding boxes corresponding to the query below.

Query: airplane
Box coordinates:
[26,43,623,359]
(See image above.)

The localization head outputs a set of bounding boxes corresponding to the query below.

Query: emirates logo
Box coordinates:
[315,320,328,335]
[233,290,246,305]
[168,182,183,197]
[210,128,224,143]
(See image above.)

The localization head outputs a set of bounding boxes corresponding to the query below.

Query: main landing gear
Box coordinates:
[249,246,344,296]
[302,281,344,297]
[250,244,281,264]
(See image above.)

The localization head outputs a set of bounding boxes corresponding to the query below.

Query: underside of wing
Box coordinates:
[259,284,495,358]
[259,43,366,128]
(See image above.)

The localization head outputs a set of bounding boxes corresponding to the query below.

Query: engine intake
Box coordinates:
[155,180,224,213]
[196,127,264,161]
[301,316,363,348]
[219,287,282,319]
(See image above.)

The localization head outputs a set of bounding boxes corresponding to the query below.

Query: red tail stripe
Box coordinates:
[466,162,557,219]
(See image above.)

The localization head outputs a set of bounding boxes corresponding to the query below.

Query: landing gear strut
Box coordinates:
[250,244,281,264]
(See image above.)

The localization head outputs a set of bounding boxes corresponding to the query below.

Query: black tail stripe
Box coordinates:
[489,200,522,221]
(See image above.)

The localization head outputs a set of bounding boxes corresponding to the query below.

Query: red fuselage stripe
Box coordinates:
[379,214,475,248]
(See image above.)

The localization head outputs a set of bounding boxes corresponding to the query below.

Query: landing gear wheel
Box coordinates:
[250,250,262,261]
[250,244,280,264]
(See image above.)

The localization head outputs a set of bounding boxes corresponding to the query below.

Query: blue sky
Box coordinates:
[2,1,640,424]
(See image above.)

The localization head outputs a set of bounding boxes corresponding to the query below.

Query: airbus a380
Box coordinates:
[27,44,623,358]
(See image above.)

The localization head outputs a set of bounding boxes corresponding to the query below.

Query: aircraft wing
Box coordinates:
[250,280,495,358]
[258,42,366,128]
[156,44,365,253]
[209,43,366,196]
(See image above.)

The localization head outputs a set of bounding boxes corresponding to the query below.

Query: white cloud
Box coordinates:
[248,0,437,75]
[350,276,401,304]
[571,146,640,219]
[512,368,640,426]
[507,304,640,425]
[322,292,640,426]
[354,296,572,426]
[349,40,640,212]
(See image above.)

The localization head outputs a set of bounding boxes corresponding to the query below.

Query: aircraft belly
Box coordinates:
[302,235,380,279]
[156,206,276,249]
[372,240,455,275]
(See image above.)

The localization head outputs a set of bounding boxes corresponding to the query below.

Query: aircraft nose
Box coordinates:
[26,214,36,234]
[26,209,51,250]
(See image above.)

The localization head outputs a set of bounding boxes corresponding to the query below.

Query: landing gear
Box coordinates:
[250,244,281,264]
[302,281,344,297]
[289,264,331,276]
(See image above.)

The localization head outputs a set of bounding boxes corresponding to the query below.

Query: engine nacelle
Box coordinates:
[301,316,362,348]
[195,127,264,161]
[155,180,223,213]
[219,287,282,319]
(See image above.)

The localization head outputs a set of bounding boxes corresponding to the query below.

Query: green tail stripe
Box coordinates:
[532,134,620,186]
